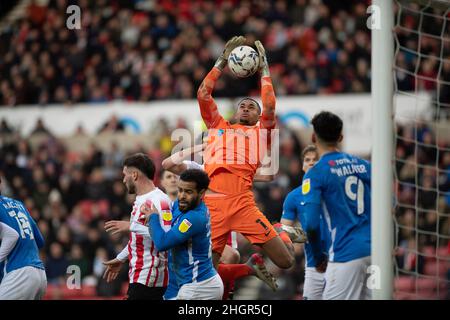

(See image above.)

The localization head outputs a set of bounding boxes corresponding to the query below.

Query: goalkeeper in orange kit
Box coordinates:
[197,36,299,280]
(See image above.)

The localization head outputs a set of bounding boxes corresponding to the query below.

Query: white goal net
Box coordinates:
[393,0,450,300]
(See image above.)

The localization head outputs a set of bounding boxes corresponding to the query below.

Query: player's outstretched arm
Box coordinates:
[102,258,124,283]
[147,211,201,252]
[280,191,297,226]
[303,202,327,272]
[197,36,246,128]
[255,41,276,130]
[162,143,206,175]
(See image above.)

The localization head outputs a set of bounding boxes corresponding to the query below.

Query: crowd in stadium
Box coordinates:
[1,0,377,106]
[394,123,450,278]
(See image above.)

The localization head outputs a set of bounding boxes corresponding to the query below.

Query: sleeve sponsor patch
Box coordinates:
[178,219,192,233]
[162,211,173,225]
[302,179,311,195]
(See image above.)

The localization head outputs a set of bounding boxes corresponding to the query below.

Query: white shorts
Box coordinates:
[0,266,47,300]
[323,256,372,300]
[303,267,326,300]
[176,274,224,300]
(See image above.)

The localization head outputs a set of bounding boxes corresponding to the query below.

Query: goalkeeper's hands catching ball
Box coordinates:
[214,35,246,71]
[255,40,270,77]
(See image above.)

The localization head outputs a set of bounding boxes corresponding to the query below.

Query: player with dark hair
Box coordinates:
[197,36,296,280]
[103,153,173,300]
[301,111,372,300]
[162,143,280,297]
[142,169,223,300]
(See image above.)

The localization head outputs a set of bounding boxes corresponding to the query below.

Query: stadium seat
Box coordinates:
[394,276,414,291]
[81,285,97,297]
[424,261,449,279]
[437,247,448,259]
[121,282,129,295]
[416,278,437,291]
[394,291,416,300]
[421,246,435,261]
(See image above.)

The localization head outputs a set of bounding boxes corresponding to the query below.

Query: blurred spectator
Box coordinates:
[31,118,52,136]
[395,237,425,275]
[5,0,444,106]
[0,119,12,133]
[68,244,90,281]
[98,115,124,134]
[45,242,69,285]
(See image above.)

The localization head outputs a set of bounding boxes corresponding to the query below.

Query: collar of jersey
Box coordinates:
[321,151,341,158]
[136,187,160,201]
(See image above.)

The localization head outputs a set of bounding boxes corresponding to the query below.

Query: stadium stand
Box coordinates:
[0,0,379,106]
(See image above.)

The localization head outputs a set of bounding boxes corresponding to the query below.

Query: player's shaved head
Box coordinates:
[311,111,343,146]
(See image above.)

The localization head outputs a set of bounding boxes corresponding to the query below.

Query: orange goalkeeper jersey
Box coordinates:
[197,67,276,195]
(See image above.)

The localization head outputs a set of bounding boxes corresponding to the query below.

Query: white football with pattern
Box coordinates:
[227,45,260,78]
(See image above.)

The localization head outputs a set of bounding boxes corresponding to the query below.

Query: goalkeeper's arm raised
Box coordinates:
[255,40,276,130]
[197,36,246,128]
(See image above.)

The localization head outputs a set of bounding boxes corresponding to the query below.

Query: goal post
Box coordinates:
[371,0,450,301]
[371,0,395,300]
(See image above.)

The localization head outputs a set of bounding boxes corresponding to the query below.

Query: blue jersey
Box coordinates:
[163,204,183,300]
[282,186,330,268]
[0,196,45,273]
[148,200,217,288]
[301,152,371,263]
[163,252,179,300]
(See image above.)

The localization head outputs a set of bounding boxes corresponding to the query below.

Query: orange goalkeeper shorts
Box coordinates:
[204,191,277,255]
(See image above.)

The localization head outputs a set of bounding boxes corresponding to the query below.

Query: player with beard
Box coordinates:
[142,169,223,300]
[161,143,280,297]
[103,153,172,300]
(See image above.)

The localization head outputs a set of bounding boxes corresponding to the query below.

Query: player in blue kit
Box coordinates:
[301,111,371,300]
[142,169,223,300]
[0,179,47,299]
[281,145,330,300]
